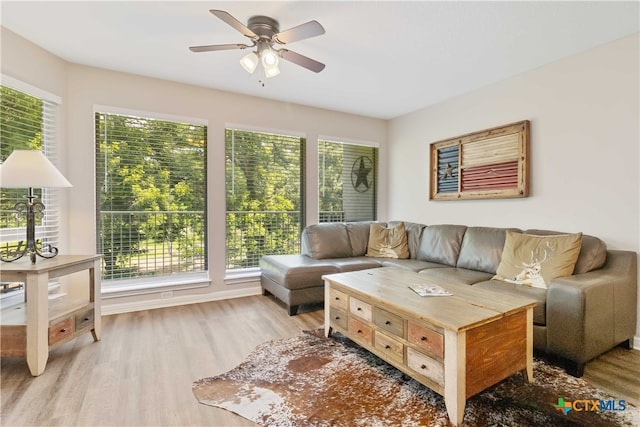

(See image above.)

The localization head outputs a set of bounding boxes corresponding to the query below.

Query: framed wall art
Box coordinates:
[429,120,530,200]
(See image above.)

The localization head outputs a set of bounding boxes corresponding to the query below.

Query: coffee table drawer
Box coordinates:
[329,288,349,311]
[348,317,372,344]
[349,297,372,321]
[407,347,444,385]
[329,307,348,330]
[408,321,444,360]
[374,330,403,364]
[374,307,404,338]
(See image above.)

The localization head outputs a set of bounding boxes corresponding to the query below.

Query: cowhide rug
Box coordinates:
[193,329,639,426]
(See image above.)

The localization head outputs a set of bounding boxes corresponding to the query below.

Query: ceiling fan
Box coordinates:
[190,10,326,80]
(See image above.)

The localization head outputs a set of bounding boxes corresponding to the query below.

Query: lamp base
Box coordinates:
[0,189,59,264]
[1,242,59,264]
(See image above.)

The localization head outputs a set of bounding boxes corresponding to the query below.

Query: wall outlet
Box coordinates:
[160,291,173,299]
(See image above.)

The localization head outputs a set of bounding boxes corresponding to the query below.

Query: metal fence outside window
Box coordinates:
[225,210,302,269]
[99,211,206,280]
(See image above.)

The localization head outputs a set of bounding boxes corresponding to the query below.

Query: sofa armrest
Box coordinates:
[546,250,637,363]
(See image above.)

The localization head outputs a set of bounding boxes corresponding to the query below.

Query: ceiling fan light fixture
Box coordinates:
[191,10,326,80]
[264,64,281,78]
[261,48,279,68]
[240,51,259,74]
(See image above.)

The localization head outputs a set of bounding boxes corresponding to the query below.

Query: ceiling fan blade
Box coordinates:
[279,49,325,73]
[209,9,257,38]
[189,43,249,53]
[274,20,325,44]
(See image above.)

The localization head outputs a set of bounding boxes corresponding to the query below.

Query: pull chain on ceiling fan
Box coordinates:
[190,10,326,81]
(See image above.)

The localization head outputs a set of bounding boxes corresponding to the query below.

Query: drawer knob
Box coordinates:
[60,328,67,333]
[357,307,362,311]
[421,336,428,342]
[385,320,391,325]
[335,316,340,320]
[385,345,391,349]
[335,297,340,300]
[421,364,427,370]
[357,329,363,334]
[83,317,90,321]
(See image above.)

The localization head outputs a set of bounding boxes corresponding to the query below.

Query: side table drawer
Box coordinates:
[0,325,26,357]
[408,321,444,360]
[348,317,372,345]
[349,297,372,321]
[49,317,74,345]
[75,308,95,331]
[329,307,348,330]
[407,347,444,385]
[374,330,403,364]
[329,288,349,311]
[374,307,404,338]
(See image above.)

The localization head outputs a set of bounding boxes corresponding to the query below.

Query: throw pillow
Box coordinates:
[494,231,583,289]
[366,222,410,259]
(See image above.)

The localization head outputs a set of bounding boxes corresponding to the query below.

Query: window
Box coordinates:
[0,82,61,261]
[95,112,207,282]
[319,140,377,222]
[225,129,305,270]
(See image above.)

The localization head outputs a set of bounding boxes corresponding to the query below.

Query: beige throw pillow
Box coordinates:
[366,222,410,259]
[494,231,583,289]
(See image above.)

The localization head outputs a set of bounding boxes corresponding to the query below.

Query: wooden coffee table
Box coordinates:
[323,267,536,426]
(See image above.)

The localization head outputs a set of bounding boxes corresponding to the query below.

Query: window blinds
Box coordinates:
[225,128,305,269]
[319,140,377,222]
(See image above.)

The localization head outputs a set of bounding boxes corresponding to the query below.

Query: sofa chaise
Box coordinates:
[259,221,637,376]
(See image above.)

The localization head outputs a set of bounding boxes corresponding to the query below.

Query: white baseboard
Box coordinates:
[102,286,262,315]
[634,335,640,350]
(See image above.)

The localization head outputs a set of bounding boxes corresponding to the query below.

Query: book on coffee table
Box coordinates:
[409,283,453,297]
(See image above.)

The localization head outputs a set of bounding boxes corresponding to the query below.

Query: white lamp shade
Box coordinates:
[0,150,72,188]
[240,52,259,74]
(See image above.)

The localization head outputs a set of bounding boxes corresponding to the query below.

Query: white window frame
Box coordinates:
[94,105,210,296]
[224,124,306,277]
[318,135,379,223]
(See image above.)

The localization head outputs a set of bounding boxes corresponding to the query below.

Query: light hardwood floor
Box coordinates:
[1,295,638,426]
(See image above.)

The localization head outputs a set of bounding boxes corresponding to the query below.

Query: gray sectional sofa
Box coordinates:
[259,221,637,376]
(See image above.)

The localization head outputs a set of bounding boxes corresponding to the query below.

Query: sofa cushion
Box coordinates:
[366,222,410,259]
[327,257,383,272]
[388,221,426,259]
[473,279,547,326]
[346,222,383,257]
[379,258,447,272]
[416,224,468,267]
[457,227,520,274]
[301,223,352,260]
[494,231,583,289]
[524,229,607,274]
[418,267,494,285]
[260,255,339,290]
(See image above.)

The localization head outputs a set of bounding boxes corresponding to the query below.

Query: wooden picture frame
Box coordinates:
[429,120,530,200]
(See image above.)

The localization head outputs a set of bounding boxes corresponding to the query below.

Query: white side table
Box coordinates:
[0,254,102,376]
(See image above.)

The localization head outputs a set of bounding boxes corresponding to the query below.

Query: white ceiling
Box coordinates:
[2,1,638,119]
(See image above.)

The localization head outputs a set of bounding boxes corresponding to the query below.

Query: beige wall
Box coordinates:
[1,27,388,310]
[388,34,640,341]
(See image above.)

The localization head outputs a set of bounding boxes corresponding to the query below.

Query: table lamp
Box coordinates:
[0,150,72,264]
